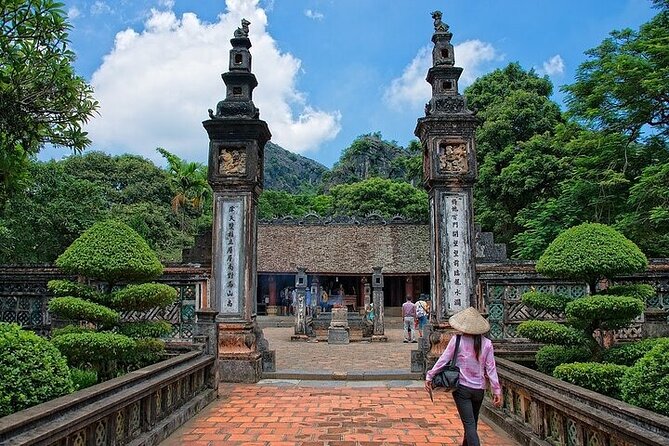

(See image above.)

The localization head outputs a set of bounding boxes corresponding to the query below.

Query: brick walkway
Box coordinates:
[160,324,519,445]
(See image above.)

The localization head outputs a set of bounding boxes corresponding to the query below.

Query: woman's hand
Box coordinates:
[424,380,433,392]
[492,393,502,408]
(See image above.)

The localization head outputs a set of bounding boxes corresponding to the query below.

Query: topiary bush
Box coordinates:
[602,338,669,366]
[517,320,588,346]
[56,220,163,284]
[118,320,172,339]
[110,283,177,312]
[122,338,166,371]
[521,291,571,313]
[535,344,592,375]
[620,340,669,416]
[601,284,656,301]
[48,297,120,327]
[70,368,98,391]
[51,325,95,338]
[566,295,645,330]
[51,332,135,380]
[0,323,74,416]
[553,362,629,398]
[47,279,106,304]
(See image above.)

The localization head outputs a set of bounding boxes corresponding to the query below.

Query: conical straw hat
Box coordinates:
[448,307,490,335]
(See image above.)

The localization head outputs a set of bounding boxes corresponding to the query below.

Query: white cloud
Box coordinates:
[158,0,175,9]
[87,0,341,163]
[384,40,499,112]
[90,1,112,16]
[541,54,565,76]
[304,9,324,20]
[68,6,81,20]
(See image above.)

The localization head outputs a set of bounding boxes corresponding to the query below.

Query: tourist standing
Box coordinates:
[424,307,503,446]
[402,296,416,343]
[415,298,429,338]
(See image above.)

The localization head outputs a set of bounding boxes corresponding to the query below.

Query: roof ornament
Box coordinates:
[431,10,449,33]
[234,18,250,38]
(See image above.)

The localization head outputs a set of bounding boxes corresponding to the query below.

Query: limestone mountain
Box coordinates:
[264,142,328,192]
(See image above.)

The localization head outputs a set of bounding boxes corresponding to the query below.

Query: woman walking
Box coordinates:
[424,307,503,446]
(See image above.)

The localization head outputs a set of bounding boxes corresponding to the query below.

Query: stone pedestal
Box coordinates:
[217,322,262,383]
[328,306,350,344]
[266,305,278,316]
[642,309,669,338]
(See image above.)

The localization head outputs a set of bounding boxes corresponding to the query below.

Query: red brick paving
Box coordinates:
[161,384,518,445]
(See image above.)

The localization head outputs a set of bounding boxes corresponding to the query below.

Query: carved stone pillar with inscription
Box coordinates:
[414,11,480,373]
[203,18,274,382]
[291,267,309,341]
[371,267,387,342]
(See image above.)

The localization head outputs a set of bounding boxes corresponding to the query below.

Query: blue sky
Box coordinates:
[50,0,657,168]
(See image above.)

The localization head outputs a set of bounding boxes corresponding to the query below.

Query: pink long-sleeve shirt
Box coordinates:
[426,334,502,396]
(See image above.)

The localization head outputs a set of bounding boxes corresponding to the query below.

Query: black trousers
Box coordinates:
[452,385,485,446]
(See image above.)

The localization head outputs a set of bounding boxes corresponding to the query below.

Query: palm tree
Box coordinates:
[157,148,211,232]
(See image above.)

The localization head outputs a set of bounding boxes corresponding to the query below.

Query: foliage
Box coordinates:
[521,290,570,313]
[51,324,94,338]
[0,0,98,204]
[110,283,177,312]
[603,338,669,366]
[56,220,163,284]
[600,284,656,301]
[536,223,647,292]
[535,345,592,375]
[553,362,629,398]
[123,338,166,371]
[70,368,97,391]
[48,297,120,327]
[329,177,428,221]
[516,320,588,346]
[48,279,106,304]
[118,321,172,339]
[565,295,645,331]
[620,340,669,416]
[563,1,669,141]
[51,332,135,379]
[0,323,73,416]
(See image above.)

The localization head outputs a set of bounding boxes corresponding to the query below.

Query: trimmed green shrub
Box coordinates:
[566,296,644,330]
[56,220,163,284]
[48,297,119,327]
[603,338,669,366]
[70,368,98,391]
[522,291,570,313]
[123,338,166,371]
[0,323,74,416]
[553,362,629,398]
[621,341,669,416]
[601,284,656,301]
[52,332,135,379]
[536,223,647,292]
[517,320,588,346]
[118,321,172,339]
[47,279,106,304]
[110,283,177,312]
[535,344,592,374]
[51,325,94,338]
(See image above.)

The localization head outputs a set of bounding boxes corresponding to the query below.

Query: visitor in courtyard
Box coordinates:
[320,288,329,311]
[424,307,503,446]
[415,298,429,338]
[402,295,416,343]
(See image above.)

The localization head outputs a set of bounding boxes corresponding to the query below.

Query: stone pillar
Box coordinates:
[414,11,479,373]
[195,308,219,388]
[203,18,274,382]
[328,306,350,344]
[371,267,387,342]
[363,278,371,310]
[291,267,309,340]
[267,275,277,315]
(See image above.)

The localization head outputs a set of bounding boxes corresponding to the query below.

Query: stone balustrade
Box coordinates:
[0,350,217,446]
[482,357,669,446]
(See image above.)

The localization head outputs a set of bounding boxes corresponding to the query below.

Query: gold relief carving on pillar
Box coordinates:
[438,141,468,174]
[218,147,246,175]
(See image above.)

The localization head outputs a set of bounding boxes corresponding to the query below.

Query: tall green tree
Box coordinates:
[0,0,98,205]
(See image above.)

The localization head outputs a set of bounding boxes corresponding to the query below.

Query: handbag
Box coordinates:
[431,335,460,391]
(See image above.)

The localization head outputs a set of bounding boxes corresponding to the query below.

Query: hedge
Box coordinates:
[603,338,669,366]
[620,340,669,416]
[0,323,73,416]
[47,279,106,304]
[553,362,629,398]
[521,291,570,313]
[601,284,656,301]
[535,344,592,375]
[118,320,172,339]
[52,331,135,372]
[566,295,644,330]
